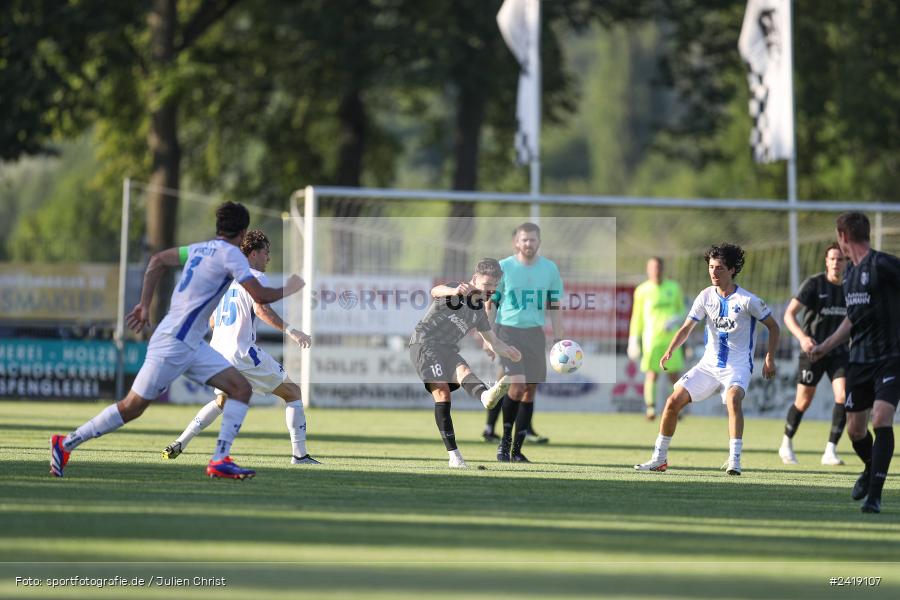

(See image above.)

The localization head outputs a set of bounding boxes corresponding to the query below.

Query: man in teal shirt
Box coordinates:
[486,222,565,462]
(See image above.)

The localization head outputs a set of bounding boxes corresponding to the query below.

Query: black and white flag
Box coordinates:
[738,0,794,163]
[497,0,540,165]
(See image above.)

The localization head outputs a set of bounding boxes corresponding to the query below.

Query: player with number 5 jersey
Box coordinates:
[161,230,321,466]
[50,203,304,480]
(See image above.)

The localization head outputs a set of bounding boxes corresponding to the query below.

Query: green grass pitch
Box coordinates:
[1,400,899,599]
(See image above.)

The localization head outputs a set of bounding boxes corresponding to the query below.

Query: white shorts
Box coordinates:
[676,362,751,404]
[132,334,232,400]
[214,346,288,396]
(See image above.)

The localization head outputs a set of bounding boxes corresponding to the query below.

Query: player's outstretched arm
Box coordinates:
[659,318,697,370]
[126,247,182,332]
[783,299,815,353]
[432,282,474,298]
[811,317,852,362]
[479,330,521,362]
[253,302,311,348]
[241,274,304,305]
[760,315,780,379]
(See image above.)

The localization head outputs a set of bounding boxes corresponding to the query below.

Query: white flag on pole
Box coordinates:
[738,0,794,163]
[497,0,540,165]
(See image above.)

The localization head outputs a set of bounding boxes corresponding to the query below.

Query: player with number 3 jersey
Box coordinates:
[161,230,321,466]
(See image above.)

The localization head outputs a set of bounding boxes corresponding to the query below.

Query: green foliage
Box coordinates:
[5,134,122,263]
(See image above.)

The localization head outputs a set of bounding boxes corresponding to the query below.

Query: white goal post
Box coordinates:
[287,185,900,416]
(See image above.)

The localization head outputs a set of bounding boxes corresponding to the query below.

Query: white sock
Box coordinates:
[212,400,249,461]
[782,434,792,448]
[652,434,672,461]
[285,400,307,457]
[825,441,837,454]
[730,438,743,463]
[176,400,223,448]
[63,404,125,452]
[449,448,464,461]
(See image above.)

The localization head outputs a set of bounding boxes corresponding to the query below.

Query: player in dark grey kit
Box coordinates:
[409,258,521,468]
[779,243,849,466]
[813,212,900,513]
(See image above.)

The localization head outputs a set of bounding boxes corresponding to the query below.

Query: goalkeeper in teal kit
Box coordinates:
[628,257,685,420]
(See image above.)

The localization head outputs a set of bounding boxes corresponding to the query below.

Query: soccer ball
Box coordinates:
[549,340,583,374]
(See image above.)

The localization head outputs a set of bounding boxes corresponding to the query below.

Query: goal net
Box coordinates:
[287,187,900,418]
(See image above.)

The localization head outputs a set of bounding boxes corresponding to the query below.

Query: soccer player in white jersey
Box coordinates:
[161,230,321,465]
[50,203,304,480]
[634,243,780,475]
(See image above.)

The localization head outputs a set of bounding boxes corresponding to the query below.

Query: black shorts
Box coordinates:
[845,360,900,413]
[497,324,547,384]
[796,352,847,387]
[409,343,469,392]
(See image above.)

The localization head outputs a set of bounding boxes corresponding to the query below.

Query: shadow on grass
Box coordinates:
[4,458,900,567]
[2,423,846,458]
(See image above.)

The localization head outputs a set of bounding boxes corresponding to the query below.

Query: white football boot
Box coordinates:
[779,440,799,465]
[722,458,742,476]
[480,376,510,410]
[634,456,668,472]
[821,443,844,466]
[448,449,468,469]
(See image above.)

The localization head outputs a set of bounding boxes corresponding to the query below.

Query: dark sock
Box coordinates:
[829,403,847,445]
[784,405,804,438]
[851,430,874,467]
[434,402,457,451]
[512,402,534,455]
[460,373,487,401]
[869,426,895,501]
[524,401,535,434]
[485,402,502,433]
[501,395,520,443]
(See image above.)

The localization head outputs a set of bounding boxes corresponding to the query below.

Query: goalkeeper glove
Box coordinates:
[627,336,641,361]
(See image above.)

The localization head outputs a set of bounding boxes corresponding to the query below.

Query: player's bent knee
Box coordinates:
[427,382,451,402]
[871,402,896,428]
[117,393,150,422]
[277,383,301,402]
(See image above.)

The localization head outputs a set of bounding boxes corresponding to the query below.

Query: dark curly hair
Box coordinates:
[240,230,270,256]
[704,243,745,277]
[474,258,503,280]
[216,201,250,237]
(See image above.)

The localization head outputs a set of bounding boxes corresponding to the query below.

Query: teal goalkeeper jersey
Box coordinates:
[495,255,564,328]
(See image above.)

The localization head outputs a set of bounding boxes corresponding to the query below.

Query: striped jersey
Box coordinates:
[688,285,771,371]
[153,240,254,349]
[843,250,900,365]
[210,268,267,362]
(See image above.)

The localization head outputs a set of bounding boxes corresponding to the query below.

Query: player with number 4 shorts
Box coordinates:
[634,243,780,476]
[161,230,321,467]
[50,203,304,480]
[812,212,900,514]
